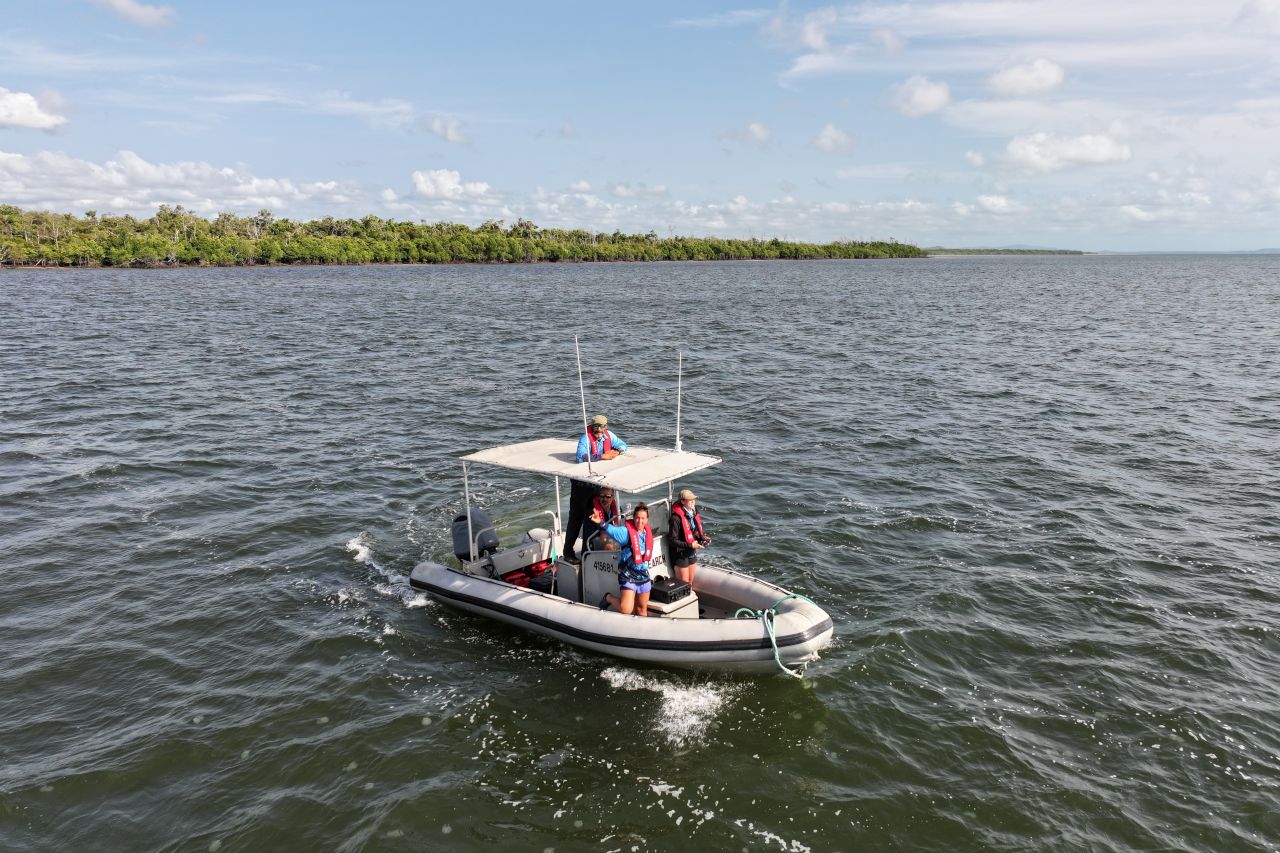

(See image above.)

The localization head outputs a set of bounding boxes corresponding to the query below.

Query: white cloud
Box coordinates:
[780,50,863,80]
[670,9,772,28]
[944,97,1125,135]
[380,188,398,202]
[871,28,907,54]
[800,8,839,51]
[813,124,853,153]
[721,121,772,146]
[1120,204,1158,221]
[766,1,1280,80]
[1232,0,1280,33]
[964,150,986,167]
[90,0,173,29]
[201,89,425,131]
[891,75,951,117]
[427,116,468,144]
[951,195,1027,217]
[0,87,68,130]
[0,148,352,213]
[610,182,667,198]
[569,179,592,192]
[987,59,1066,97]
[1006,132,1131,171]
[201,92,299,106]
[411,168,491,199]
[559,120,576,138]
[976,194,1025,214]
[835,163,917,179]
[314,92,414,128]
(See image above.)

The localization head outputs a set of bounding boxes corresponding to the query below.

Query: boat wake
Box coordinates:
[346,533,431,609]
[601,667,742,748]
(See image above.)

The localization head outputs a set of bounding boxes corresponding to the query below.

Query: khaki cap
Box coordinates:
[591,415,609,426]
[678,489,697,501]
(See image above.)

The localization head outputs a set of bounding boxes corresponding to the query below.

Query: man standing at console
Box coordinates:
[563,415,627,564]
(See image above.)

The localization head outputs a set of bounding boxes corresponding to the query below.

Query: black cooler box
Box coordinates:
[650,576,691,604]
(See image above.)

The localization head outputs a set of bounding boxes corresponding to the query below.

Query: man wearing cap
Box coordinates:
[563,415,628,564]
[574,415,626,464]
[668,488,710,584]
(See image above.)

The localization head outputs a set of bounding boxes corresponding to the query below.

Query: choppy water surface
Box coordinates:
[2,256,1277,851]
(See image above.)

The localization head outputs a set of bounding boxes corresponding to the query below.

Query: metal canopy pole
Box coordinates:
[462,460,474,561]
[554,475,562,537]
[575,334,593,478]
[674,351,683,452]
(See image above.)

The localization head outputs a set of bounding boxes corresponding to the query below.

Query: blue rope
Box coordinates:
[734,593,816,678]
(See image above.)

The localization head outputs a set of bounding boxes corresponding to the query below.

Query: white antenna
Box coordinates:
[674,350,683,452]
[575,335,593,477]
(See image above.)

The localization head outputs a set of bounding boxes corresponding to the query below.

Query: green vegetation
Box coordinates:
[924,247,1084,255]
[0,205,925,267]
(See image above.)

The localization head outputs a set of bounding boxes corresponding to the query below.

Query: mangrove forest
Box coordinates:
[0,205,925,268]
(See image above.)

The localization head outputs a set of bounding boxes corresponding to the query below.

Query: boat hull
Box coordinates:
[409,561,834,675]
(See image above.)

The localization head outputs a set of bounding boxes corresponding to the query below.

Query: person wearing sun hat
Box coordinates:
[574,414,626,463]
[668,487,710,584]
[563,415,627,564]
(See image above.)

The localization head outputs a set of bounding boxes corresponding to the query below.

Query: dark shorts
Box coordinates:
[672,552,697,569]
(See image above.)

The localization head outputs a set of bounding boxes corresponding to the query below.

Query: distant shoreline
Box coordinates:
[0,204,925,268]
[925,247,1085,256]
[1,257,934,272]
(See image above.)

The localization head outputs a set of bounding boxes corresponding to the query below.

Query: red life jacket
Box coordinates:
[672,503,704,545]
[625,521,653,567]
[591,493,619,523]
[586,429,612,460]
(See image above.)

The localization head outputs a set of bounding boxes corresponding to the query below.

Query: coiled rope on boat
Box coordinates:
[735,593,816,678]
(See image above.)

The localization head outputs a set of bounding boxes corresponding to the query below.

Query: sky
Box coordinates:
[2,0,1279,251]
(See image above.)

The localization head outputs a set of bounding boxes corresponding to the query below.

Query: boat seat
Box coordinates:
[645,592,699,618]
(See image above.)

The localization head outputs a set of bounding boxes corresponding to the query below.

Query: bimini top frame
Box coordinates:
[462,438,720,494]
[457,438,720,562]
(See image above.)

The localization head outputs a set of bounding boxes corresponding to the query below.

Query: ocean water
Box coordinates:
[1,256,1277,851]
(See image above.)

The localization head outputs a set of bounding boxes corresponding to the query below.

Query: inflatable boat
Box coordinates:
[409,437,834,676]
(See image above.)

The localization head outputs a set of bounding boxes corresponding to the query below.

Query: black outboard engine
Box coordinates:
[452,508,499,562]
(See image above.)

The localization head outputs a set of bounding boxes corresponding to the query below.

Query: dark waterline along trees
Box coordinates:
[0,205,925,268]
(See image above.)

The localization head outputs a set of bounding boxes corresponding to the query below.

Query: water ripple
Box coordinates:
[2,257,1278,850]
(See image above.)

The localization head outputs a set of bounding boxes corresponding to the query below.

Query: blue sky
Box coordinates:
[2,0,1279,250]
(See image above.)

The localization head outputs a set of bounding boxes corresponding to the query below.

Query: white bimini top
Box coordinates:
[462,438,720,494]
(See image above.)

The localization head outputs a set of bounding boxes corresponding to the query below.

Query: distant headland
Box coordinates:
[0,205,925,268]
[924,246,1085,255]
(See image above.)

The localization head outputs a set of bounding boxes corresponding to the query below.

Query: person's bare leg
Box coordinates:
[607,588,636,615]
[636,591,650,617]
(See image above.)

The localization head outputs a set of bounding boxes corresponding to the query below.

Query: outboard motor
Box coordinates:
[452,508,499,562]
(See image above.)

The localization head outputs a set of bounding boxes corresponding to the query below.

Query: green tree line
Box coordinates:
[0,205,925,267]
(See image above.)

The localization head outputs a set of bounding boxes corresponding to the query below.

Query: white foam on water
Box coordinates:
[649,782,684,799]
[382,623,397,637]
[600,667,740,748]
[346,535,374,564]
[347,532,433,611]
